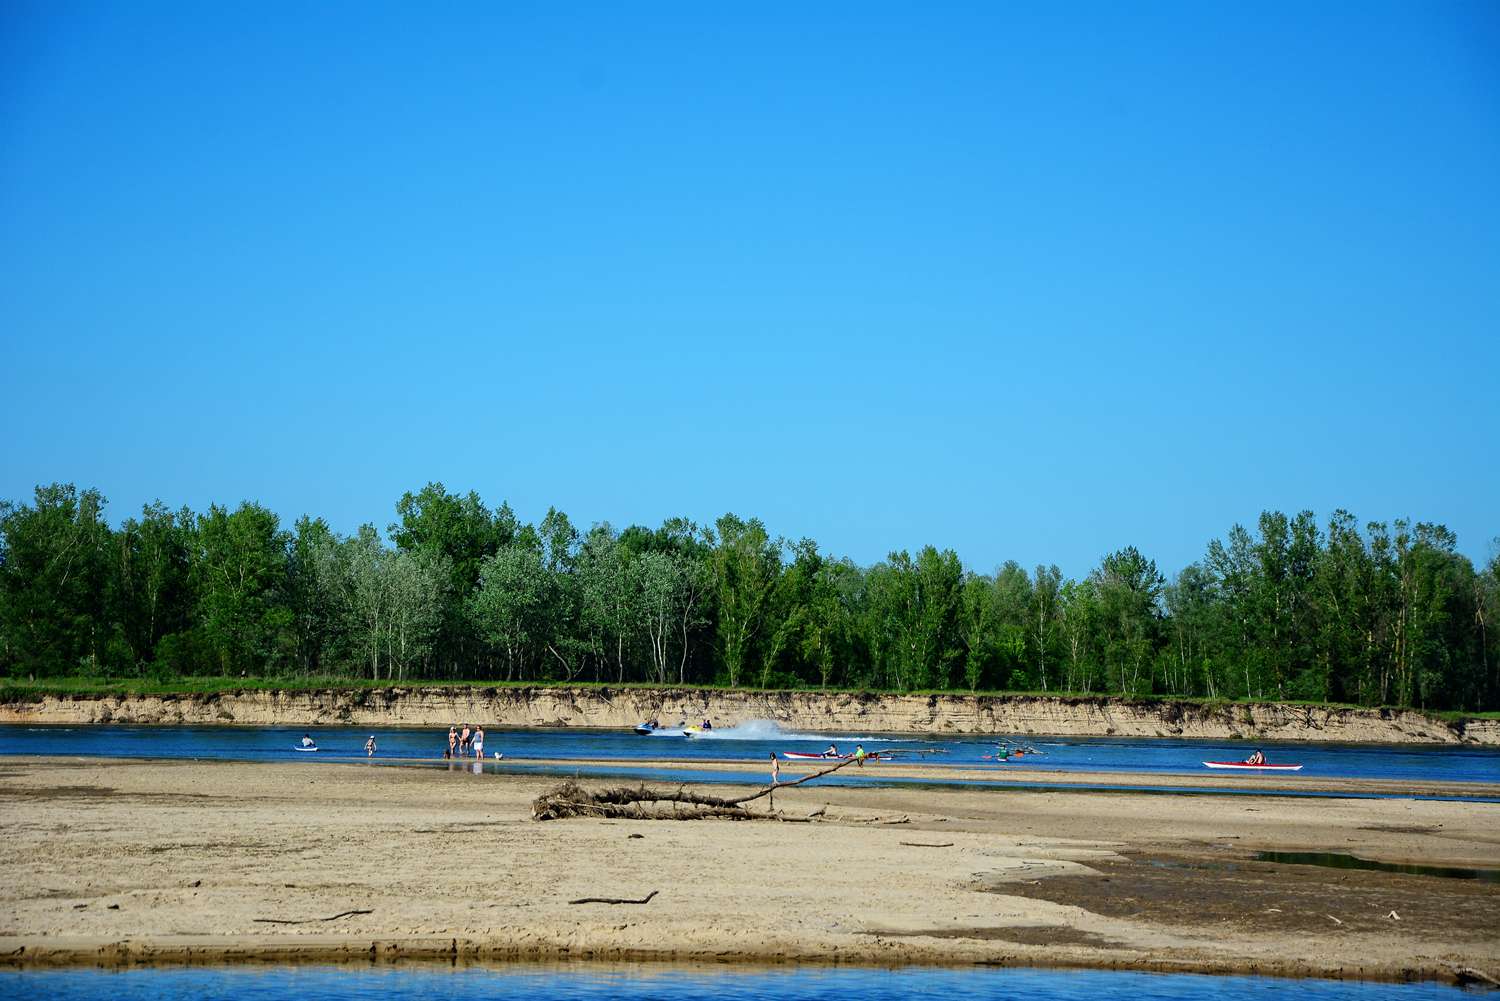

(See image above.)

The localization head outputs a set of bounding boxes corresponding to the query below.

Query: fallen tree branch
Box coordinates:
[569,890,659,906]
[900,841,955,848]
[252,909,372,925]
[726,756,862,806]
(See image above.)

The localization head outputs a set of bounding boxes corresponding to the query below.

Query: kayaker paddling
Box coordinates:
[1245,749,1266,765]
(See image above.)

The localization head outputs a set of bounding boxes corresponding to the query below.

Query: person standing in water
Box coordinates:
[365,735,377,757]
[460,723,472,755]
[472,726,485,760]
[446,727,457,759]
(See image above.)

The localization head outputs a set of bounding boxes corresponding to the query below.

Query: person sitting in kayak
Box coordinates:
[300,733,315,748]
[1245,749,1266,765]
[702,719,713,730]
[825,743,840,758]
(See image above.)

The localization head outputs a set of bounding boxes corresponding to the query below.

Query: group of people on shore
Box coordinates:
[445,723,494,760]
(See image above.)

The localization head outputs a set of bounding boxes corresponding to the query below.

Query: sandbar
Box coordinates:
[0,755,1496,983]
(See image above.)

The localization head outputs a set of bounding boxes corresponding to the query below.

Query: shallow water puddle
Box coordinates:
[1253,851,1500,883]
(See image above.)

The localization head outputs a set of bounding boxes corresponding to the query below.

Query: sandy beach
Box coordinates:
[1,755,1497,983]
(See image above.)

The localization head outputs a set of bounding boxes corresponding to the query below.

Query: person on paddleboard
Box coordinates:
[365,735,377,757]
[300,733,315,749]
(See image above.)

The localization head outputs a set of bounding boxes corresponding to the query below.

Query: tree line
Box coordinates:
[1,482,1495,711]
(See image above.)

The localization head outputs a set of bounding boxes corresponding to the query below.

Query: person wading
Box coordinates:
[769,753,780,811]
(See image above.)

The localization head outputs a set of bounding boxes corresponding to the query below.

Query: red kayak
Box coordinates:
[1203,760,1303,771]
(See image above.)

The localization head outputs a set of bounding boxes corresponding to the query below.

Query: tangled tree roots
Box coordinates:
[532,757,860,821]
[532,781,764,821]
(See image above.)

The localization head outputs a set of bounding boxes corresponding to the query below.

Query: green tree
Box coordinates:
[0,484,113,677]
[1090,546,1164,694]
[470,542,552,681]
[576,525,637,683]
[193,502,290,675]
[111,500,196,672]
[390,483,517,677]
[1030,564,1062,691]
[1056,577,1098,693]
[711,514,783,687]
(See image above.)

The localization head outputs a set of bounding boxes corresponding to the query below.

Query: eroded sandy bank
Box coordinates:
[1,757,1496,982]
[3,687,1495,745]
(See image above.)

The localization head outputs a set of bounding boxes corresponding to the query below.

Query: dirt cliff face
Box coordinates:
[0,688,1491,744]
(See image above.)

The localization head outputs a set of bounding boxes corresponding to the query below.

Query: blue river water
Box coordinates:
[0,963,1479,1001]
[2,720,1497,791]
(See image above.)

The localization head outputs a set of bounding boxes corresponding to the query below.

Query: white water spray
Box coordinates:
[683,719,898,742]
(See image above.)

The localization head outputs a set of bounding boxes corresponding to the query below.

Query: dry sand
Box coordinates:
[1,755,1497,983]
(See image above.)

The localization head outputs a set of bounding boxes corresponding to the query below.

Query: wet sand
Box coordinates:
[1,755,1497,983]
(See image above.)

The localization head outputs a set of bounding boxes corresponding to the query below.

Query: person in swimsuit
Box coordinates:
[1246,749,1266,765]
[472,726,485,760]
[460,724,471,754]
[825,744,840,758]
[365,735,377,757]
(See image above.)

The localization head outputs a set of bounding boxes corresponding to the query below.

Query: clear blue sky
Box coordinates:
[2,2,1496,577]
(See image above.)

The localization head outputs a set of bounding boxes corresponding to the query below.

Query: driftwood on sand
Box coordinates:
[569,890,659,905]
[252,909,372,925]
[532,757,861,821]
